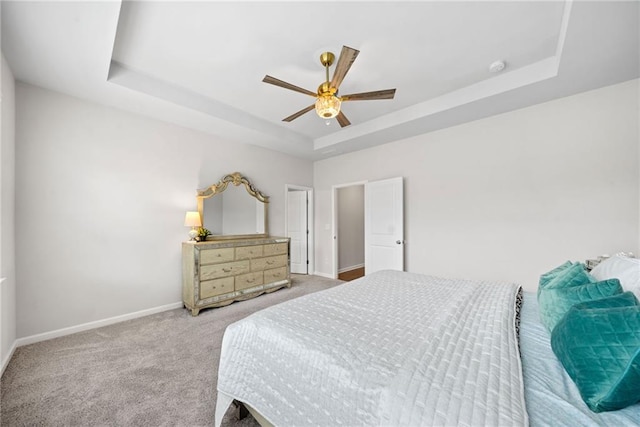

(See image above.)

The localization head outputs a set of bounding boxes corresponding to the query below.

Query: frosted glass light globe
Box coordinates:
[315,95,341,118]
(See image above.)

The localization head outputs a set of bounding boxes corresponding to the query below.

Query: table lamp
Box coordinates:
[184,211,202,240]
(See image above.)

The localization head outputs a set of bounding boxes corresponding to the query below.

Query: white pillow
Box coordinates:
[590,255,640,300]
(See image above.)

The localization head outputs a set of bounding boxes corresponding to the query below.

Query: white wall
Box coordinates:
[15,83,313,338]
[315,79,640,292]
[8,78,640,340]
[1,54,17,372]
[337,185,364,271]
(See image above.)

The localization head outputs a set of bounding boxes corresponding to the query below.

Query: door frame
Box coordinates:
[331,180,367,280]
[285,184,314,275]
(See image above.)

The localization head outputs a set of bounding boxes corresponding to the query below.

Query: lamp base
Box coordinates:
[188,228,198,241]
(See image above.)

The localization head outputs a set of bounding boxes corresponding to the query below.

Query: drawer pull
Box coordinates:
[267,260,274,265]
[247,278,255,283]
[223,268,232,273]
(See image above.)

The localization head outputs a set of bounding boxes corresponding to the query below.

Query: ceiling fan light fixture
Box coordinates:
[263,45,394,127]
[315,94,341,118]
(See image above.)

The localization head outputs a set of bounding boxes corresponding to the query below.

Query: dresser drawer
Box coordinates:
[251,254,288,271]
[201,260,250,280]
[235,245,264,260]
[200,248,235,265]
[200,277,234,299]
[263,243,288,256]
[235,272,264,291]
[264,266,288,283]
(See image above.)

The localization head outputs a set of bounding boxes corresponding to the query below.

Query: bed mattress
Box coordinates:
[215,270,526,426]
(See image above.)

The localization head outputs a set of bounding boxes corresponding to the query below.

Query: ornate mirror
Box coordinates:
[197,172,269,239]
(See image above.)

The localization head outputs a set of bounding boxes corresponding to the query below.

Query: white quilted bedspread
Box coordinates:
[215,270,527,426]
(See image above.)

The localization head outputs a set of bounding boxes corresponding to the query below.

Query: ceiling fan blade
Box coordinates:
[283,104,316,122]
[341,89,396,101]
[336,111,351,128]
[330,46,359,90]
[263,75,317,97]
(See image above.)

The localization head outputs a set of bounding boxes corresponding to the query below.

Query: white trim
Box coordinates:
[554,1,573,62]
[0,276,8,376]
[338,263,365,274]
[1,340,17,377]
[313,271,334,279]
[307,191,315,275]
[15,301,183,347]
[0,341,18,377]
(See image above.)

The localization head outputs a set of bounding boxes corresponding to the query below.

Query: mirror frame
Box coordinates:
[196,172,269,240]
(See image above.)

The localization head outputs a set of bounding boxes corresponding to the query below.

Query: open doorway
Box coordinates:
[332,177,404,280]
[285,185,314,275]
[333,183,366,281]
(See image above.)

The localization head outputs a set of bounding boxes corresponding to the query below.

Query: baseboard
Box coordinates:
[313,271,335,279]
[15,301,184,347]
[0,276,15,376]
[1,340,17,377]
[337,263,364,274]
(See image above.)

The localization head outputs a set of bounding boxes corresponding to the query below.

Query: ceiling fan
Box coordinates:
[262,46,396,128]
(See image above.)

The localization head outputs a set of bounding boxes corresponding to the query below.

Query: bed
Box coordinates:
[214,269,640,426]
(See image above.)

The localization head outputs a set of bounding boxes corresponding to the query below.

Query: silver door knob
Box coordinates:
[396,240,402,244]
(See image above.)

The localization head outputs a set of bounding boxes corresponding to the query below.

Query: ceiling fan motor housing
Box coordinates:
[317,82,337,97]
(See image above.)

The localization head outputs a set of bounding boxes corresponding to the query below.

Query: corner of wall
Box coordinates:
[1,52,18,375]
[637,78,640,255]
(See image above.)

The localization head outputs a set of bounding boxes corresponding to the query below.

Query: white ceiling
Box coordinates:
[2,1,639,160]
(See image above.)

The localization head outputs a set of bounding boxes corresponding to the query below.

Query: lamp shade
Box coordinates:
[184,211,202,228]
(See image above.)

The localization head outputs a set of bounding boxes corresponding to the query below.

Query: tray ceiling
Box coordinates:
[2,1,639,160]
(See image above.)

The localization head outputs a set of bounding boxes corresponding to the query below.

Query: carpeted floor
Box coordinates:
[0,274,343,426]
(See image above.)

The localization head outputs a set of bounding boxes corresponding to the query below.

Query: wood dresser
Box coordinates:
[182,236,291,316]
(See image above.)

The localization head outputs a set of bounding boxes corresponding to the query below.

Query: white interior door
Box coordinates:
[287,190,308,274]
[365,177,404,274]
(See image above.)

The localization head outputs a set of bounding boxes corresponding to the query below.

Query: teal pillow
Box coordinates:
[539,278,623,332]
[538,261,574,297]
[542,262,594,290]
[573,291,638,310]
[551,294,640,412]
[539,260,574,287]
[537,262,597,330]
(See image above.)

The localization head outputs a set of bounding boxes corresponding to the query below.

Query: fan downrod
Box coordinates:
[318,52,337,96]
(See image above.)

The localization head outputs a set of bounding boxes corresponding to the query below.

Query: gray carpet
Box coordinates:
[0,274,344,426]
